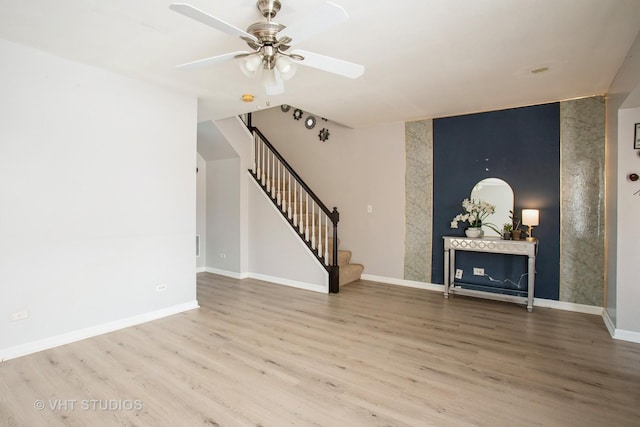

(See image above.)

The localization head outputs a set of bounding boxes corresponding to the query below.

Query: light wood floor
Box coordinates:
[2,273,639,426]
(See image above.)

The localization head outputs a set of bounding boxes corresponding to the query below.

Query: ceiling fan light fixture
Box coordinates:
[171,1,365,93]
[262,68,276,87]
[240,55,263,77]
[246,55,263,72]
[275,56,297,80]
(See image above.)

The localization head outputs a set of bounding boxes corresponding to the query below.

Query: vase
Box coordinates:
[465,227,483,238]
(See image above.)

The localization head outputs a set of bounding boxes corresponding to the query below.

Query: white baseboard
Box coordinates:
[532,298,603,315]
[248,272,327,294]
[601,309,640,343]
[361,274,603,316]
[196,267,206,273]
[0,301,199,362]
[611,328,640,343]
[201,268,326,293]
[204,267,249,279]
[602,309,616,337]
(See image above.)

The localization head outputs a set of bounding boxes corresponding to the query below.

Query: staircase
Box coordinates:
[243,115,363,291]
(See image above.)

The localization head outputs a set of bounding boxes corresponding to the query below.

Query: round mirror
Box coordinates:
[305,116,316,129]
[470,178,514,237]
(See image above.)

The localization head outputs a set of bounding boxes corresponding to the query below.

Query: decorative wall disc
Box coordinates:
[293,108,303,120]
[319,128,330,142]
[281,104,291,112]
[305,116,316,129]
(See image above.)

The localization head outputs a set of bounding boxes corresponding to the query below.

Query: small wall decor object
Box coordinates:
[635,123,640,149]
[305,116,316,129]
[293,108,303,120]
[281,104,291,112]
[319,128,330,142]
[629,173,639,182]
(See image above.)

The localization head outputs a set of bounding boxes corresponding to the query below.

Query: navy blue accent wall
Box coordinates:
[432,103,560,300]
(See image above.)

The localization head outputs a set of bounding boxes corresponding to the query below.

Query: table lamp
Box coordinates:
[522,209,539,241]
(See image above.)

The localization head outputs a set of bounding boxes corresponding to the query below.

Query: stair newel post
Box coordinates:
[329,207,340,293]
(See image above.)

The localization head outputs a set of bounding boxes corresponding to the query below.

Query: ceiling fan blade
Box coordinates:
[169,3,258,43]
[291,49,364,79]
[176,51,250,70]
[278,1,349,46]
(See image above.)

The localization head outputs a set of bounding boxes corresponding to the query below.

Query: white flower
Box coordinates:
[450,198,501,235]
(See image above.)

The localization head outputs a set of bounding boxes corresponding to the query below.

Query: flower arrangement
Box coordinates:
[450,198,501,235]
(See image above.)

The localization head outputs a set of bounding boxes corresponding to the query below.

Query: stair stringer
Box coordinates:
[248,175,329,293]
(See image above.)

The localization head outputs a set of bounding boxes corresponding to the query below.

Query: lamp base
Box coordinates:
[525,236,537,242]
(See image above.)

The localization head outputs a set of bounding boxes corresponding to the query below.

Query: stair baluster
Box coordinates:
[287,172,292,219]
[317,212,323,257]
[311,199,316,249]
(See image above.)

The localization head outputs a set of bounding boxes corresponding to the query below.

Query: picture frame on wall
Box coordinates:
[636,123,640,149]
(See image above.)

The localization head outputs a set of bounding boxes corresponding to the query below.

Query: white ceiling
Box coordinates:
[1,0,639,128]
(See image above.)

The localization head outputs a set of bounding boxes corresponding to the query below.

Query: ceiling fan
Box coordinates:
[169,0,365,95]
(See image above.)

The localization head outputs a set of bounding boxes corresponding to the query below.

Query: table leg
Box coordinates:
[527,255,535,312]
[443,249,450,298]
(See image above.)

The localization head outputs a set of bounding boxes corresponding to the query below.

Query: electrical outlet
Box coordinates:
[367,205,373,213]
[455,269,463,279]
[155,284,167,292]
[10,309,29,322]
[473,267,485,276]
[220,253,226,259]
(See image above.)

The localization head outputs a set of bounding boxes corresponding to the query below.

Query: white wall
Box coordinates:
[196,153,207,271]
[212,117,252,274]
[252,108,406,280]
[248,181,328,291]
[605,30,640,341]
[616,106,640,334]
[0,39,198,358]
[205,158,241,272]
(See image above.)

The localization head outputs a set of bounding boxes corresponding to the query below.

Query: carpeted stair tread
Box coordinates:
[340,263,364,286]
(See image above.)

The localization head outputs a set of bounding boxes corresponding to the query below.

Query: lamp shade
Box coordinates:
[522,209,539,226]
[240,55,263,78]
[275,56,297,80]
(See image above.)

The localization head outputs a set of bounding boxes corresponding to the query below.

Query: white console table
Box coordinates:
[443,236,537,311]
